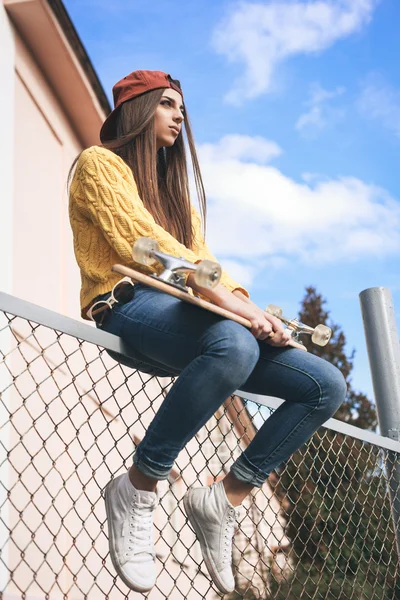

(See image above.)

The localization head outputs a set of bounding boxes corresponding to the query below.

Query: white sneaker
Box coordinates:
[183,481,239,594]
[104,473,158,592]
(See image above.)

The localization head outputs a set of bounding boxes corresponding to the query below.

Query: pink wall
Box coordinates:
[12,28,84,319]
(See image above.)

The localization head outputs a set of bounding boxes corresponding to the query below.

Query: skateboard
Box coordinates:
[111,238,331,351]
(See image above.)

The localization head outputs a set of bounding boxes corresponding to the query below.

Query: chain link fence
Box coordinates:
[0,292,399,599]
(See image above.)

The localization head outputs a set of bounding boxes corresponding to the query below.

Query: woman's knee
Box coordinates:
[319,362,347,416]
[200,320,261,381]
[294,353,347,416]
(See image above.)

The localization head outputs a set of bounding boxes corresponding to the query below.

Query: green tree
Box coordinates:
[267,287,399,599]
[298,286,377,430]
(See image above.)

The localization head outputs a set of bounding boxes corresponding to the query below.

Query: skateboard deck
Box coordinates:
[111,263,307,351]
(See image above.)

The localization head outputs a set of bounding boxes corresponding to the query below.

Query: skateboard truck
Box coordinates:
[265,304,332,347]
[132,238,222,291]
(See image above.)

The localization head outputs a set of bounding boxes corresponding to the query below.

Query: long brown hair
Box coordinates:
[68,88,206,248]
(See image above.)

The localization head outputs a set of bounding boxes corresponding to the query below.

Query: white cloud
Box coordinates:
[296,83,345,135]
[218,259,256,287]
[301,172,325,183]
[198,134,400,286]
[358,73,400,138]
[212,0,378,104]
[200,134,282,164]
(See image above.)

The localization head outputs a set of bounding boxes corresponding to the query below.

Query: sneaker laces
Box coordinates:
[126,494,156,559]
[221,506,239,566]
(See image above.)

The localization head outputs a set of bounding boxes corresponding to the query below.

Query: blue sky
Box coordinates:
[64,0,400,408]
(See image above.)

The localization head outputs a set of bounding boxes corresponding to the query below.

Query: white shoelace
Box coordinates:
[221,507,239,566]
[125,495,156,558]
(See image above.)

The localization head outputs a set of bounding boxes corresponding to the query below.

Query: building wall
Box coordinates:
[0,6,94,595]
[10,17,84,319]
[0,3,15,297]
[0,5,16,593]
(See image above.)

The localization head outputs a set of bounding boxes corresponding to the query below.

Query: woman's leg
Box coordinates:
[183,342,346,594]
[102,284,261,481]
[229,343,347,488]
[102,285,345,593]
[105,286,345,486]
[101,285,261,593]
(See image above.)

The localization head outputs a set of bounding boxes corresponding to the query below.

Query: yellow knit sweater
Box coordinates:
[69,145,249,320]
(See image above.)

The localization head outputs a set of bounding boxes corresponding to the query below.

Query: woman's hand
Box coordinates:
[187,275,291,346]
[227,297,291,346]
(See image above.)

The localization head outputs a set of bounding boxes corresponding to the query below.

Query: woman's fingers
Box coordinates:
[249,318,272,339]
[248,314,291,346]
[267,334,292,347]
[242,304,292,346]
[263,313,291,345]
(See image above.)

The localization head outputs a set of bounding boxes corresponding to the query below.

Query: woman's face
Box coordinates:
[154,88,185,150]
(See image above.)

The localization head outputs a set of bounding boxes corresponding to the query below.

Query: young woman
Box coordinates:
[68,70,346,595]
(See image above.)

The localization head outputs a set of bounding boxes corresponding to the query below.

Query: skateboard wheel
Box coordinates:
[311,324,331,347]
[194,260,222,288]
[265,304,283,318]
[132,237,159,266]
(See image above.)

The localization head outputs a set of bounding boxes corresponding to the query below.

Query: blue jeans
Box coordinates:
[98,284,346,487]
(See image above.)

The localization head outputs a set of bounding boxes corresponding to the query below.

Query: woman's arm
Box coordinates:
[187,206,289,344]
[232,289,253,304]
[187,273,289,345]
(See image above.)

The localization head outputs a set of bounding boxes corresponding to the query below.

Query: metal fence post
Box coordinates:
[359,286,400,557]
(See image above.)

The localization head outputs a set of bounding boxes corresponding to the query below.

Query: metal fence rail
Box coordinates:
[0,292,399,600]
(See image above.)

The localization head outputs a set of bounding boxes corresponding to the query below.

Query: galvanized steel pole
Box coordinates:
[359,287,400,557]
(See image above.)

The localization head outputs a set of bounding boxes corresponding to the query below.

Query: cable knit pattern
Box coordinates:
[69,146,249,320]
